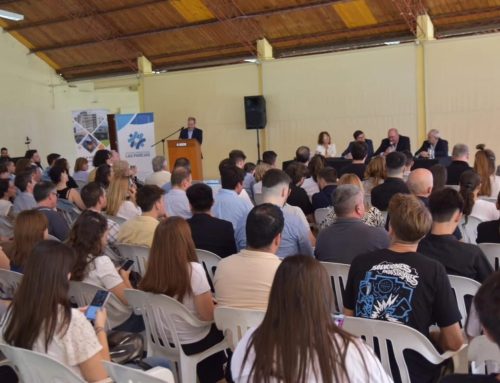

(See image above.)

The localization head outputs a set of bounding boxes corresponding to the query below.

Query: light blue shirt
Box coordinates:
[161,181,172,194]
[212,189,253,235]
[13,192,37,214]
[165,188,192,219]
[235,205,313,259]
[41,166,52,182]
[242,173,255,200]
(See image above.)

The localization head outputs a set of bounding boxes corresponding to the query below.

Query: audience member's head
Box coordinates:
[33,181,57,208]
[317,167,337,190]
[48,165,68,186]
[407,168,433,197]
[254,162,272,182]
[333,184,365,219]
[139,217,198,301]
[338,173,364,193]
[474,272,500,347]
[295,146,310,164]
[429,188,464,227]
[430,164,447,192]
[244,162,256,174]
[92,149,112,168]
[94,164,112,189]
[187,183,214,213]
[285,161,307,186]
[385,151,406,178]
[46,153,61,168]
[25,149,40,164]
[262,169,291,206]
[0,179,15,200]
[8,210,48,271]
[262,150,277,167]
[246,204,284,252]
[171,167,192,190]
[459,170,481,217]
[229,150,247,169]
[317,132,331,146]
[351,141,368,161]
[452,144,469,161]
[14,158,31,175]
[14,170,34,193]
[105,176,130,216]
[74,157,88,172]
[173,157,191,171]
[113,160,131,179]
[401,149,414,172]
[30,164,42,183]
[388,194,432,244]
[68,211,108,281]
[152,155,167,172]
[474,144,496,197]
[364,157,386,185]
[308,154,326,182]
[220,165,245,192]
[80,182,106,211]
[136,185,166,217]
[0,147,8,158]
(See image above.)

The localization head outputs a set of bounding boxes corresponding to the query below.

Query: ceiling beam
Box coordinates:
[3,0,167,31]
[29,0,348,54]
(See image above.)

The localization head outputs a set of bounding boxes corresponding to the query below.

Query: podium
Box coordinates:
[167,139,203,180]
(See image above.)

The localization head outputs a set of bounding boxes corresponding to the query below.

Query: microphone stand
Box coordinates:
[151,127,184,156]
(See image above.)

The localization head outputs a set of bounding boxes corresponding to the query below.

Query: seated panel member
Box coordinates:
[179,116,203,145]
[415,129,449,158]
[373,128,411,156]
[342,130,374,160]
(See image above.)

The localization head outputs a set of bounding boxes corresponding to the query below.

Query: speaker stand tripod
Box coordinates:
[255,129,261,161]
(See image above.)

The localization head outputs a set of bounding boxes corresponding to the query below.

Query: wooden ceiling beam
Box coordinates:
[4,0,167,31]
[29,0,348,54]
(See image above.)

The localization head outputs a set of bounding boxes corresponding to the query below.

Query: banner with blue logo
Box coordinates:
[116,113,155,181]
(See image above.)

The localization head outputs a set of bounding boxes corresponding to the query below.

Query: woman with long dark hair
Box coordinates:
[48,165,86,210]
[1,240,110,381]
[139,217,226,383]
[231,255,390,383]
[94,164,113,190]
[459,170,499,223]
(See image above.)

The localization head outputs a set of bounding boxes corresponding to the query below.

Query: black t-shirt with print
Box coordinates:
[344,248,462,383]
[440,374,499,383]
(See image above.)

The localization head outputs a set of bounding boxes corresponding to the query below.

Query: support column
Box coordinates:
[137,56,153,113]
[256,38,274,155]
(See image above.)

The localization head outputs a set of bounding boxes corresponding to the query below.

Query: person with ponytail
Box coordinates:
[459,170,499,223]
[474,144,500,198]
[231,255,391,383]
[477,191,500,244]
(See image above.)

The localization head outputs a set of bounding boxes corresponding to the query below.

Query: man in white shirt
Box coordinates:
[145,155,171,187]
[165,167,192,219]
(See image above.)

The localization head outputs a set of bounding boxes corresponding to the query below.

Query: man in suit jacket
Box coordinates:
[415,129,449,158]
[186,182,237,258]
[373,128,411,156]
[341,130,374,160]
[179,116,203,145]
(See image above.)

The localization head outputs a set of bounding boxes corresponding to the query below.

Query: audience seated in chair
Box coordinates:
[477,191,500,244]
[12,170,37,214]
[315,184,389,264]
[214,204,283,310]
[447,144,472,186]
[48,165,85,210]
[285,161,314,218]
[418,188,492,283]
[344,193,464,383]
[221,155,254,206]
[165,167,192,219]
[371,151,409,211]
[106,176,141,220]
[311,166,337,211]
[0,179,15,219]
[118,185,166,248]
[338,141,368,180]
[362,156,386,198]
[53,158,79,189]
[161,157,190,194]
[251,162,272,197]
[242,162,256,201]
[34,181,70,241]
[459,170,499,223]
[73,157,89,185]
[88,149,112,183]
[41,153,60,182]
[94,164,112,190]
[186,183,237,258]
[139,217,226,383]
[231,255,391,382]
[474,144,500,198]
[145,155,171,187]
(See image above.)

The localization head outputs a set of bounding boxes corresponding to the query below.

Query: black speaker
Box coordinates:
[244,95,267,130]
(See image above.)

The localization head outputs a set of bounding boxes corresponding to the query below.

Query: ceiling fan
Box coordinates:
[0,9,24,21]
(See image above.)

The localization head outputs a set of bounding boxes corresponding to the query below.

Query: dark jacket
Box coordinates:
[371,177,410,211]
[187,213,237,258]
[446,160,471,185]
[312,184,337,210]
[415,138,449,158]
[374,135,411,156]
[341,139,374,159]
[179,127,203,145]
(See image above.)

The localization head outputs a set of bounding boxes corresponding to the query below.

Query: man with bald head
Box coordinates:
[374,128,411,156]
[415,129,449,158]
[407,168,434,205]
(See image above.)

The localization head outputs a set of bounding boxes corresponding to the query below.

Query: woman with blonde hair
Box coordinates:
[363,156,386,196]
[315,131,337,158]
[106,176,140,219]
[73,157,89,184]
[319,173,385,229]
[252,162,272,196]
[474,144,500,198]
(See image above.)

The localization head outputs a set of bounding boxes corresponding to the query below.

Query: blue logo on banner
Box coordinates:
[128,131,146,149]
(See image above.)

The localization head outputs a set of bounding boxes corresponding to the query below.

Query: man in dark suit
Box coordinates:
[179,116,203,145]
[446,144,471,185]
[186,182,237,258]
[342,130,374,160]
[415,129,449,158]
[373,128,411,156]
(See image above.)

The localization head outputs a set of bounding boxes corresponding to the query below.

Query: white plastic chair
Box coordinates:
[320,261,350,313]
[0,344,85,383]
[103,360,175,383]
[448,275,481,327]
[116,243,150,276]
[459,216,483,244]
[478,243,500,271]
[314,207,331,226]
[468,335,500,374]
[342,317,467,382]
[195,248,221,290]
[125,289,228,383]
[214,306,265,350]
[479,197,497,203]
[0,269,23,299]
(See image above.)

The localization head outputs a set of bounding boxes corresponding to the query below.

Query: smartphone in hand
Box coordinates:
[120,259,135,272]
[85,290,110,321]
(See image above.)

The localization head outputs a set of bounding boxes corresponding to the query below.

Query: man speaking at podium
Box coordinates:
[179,116,203,145]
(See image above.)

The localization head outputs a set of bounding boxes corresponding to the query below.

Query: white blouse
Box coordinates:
[117,200,141,220]
[471,199,500,222]
[315,144,337,158]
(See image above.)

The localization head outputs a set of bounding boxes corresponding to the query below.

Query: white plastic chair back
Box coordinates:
[0,216,13,238]
[0,344,85,383]
[214,306,265,350]
[479,197,497,203]
[125,289,227,383]
[314,207,331,226]
[468,335,500,374]
[103,360,175,383]
[116,243,149,276]
[342,317,465,383]
[320,262,350,313]
[0,269,22,300]
[478,243,500,271]
[195,249,221,290]
[459,216,483,244]
[448,275,481,327]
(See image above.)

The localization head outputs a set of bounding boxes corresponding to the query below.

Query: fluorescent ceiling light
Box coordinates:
[0,10,24,21]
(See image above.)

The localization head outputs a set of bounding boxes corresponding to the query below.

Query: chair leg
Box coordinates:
[180,356,198,383]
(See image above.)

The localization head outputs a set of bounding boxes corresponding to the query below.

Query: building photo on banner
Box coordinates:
[115,112,156,181]
[72,109,110,167]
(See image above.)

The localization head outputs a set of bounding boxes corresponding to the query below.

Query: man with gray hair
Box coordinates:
[447,144,471,185]
[315,185,390,264]
[235,169,313,258]
[145,155,171,187]
[415,129,449,158]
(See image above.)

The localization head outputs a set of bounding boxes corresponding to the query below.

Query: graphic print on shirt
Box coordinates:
[356,262,419,323]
